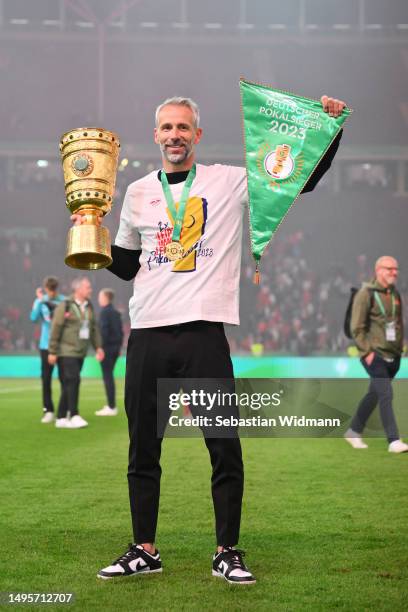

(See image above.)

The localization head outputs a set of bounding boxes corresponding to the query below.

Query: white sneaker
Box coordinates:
[55,418,72,428]
[70,415,88,429]
[212,548,256,584]
[95,406,118,416]
[388,440,408,453]
[344,428,368,449]
[97,544,162,580]
[41,412,55,424]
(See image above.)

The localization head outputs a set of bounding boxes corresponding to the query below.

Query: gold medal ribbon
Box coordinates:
[160,164,197,246]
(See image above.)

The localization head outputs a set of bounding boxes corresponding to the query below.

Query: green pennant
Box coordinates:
[240,78,352,267]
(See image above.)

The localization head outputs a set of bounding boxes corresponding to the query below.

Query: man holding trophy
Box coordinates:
[65,91,347,583]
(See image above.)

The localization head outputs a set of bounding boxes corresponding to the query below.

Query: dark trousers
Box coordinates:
[40,349,55,413]
[351,353,400,443]
[57,356,84,419]
[101,351,119,408]
[125,321,244,547]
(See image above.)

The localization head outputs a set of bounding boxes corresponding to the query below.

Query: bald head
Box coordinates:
[375,256,399,288]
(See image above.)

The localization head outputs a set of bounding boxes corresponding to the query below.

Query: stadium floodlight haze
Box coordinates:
[0,0,407,608]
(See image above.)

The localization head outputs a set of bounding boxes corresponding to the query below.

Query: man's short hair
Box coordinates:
[71,276,89,291]
[155,97,200,128]
[375,255,398,271]
[43,276,58,291]
[100,288,115,303]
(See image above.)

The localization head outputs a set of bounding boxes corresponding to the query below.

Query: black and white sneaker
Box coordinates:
[212,547,256,584]
[97,544,162,579]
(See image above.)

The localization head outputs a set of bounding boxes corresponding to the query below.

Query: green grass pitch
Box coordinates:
[0,378,407,611]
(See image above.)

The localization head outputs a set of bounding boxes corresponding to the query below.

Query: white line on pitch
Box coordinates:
[0,385,41,394]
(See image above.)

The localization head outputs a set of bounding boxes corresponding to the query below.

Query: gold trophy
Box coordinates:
[59,127,120,269]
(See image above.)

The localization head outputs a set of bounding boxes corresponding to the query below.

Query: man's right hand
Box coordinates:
[364,352,375,366]
[35,287,44,300]
[48,354,57,366]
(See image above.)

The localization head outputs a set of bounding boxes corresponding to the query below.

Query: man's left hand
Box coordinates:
[321,96,347,118]
[96,348,105,362]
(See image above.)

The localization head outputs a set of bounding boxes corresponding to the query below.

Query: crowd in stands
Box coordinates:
[1,227,406,356]
[227,233,398,355]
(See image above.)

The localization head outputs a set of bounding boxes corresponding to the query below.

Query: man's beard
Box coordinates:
[160,140,193,165]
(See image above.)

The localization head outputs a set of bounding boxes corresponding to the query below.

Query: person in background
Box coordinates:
[95,288,124,416]
[345,255,408,453]
[48,276,104,429]
[29,276,65,423]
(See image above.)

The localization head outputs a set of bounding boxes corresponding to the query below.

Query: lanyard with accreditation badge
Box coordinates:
[374,290,397,342]
[72,302,90,340]
[160,164,196,261]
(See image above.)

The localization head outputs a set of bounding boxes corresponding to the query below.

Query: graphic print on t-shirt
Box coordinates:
[149,196,208,273]
[166,196,208,272]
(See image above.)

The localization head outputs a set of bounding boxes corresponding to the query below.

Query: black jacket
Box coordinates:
[99,304,124,353]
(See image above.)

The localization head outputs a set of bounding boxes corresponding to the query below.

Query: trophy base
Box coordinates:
[65,225,112,270]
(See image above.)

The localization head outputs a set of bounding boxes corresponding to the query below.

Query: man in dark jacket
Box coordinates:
[345,256,408,453]
[96,288,124,416]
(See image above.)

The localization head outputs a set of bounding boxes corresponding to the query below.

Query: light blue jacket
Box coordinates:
[30,294,66,350]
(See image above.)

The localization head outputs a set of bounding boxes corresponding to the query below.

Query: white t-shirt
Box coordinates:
[115,163,247,328]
